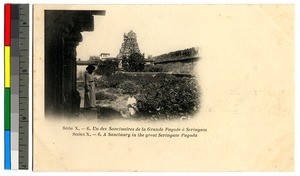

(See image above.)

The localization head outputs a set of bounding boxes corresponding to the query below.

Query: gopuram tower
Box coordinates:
[117,30,141,60]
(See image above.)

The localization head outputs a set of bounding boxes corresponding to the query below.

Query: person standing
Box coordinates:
[84,65,96,108]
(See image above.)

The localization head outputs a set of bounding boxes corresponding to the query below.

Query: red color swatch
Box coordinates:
[4,4,11,46]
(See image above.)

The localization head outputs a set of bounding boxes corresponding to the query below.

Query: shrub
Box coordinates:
[143,65,165,72]
[95,77,119,88]
[118,81,142,94]
[94,72,201,119]
[122,52,145,72]
[137,77,200,117]
[95,59,118,76]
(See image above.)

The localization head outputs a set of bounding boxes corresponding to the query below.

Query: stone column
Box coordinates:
[44,10,105,117]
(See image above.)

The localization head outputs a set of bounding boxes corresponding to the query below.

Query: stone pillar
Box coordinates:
[45,10,105,117]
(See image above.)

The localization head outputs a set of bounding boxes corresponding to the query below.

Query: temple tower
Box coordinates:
[117,30,141,59]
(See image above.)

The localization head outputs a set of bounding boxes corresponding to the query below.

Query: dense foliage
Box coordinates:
[94,72,200,118]
[122,52,145,72]
[80,45,201,119]
[143,65,165,72]
[136,77,200,117]
[95,59,118,76]
[118,81,142,94]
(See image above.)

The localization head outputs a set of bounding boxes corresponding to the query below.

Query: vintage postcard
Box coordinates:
[33,4,294,171]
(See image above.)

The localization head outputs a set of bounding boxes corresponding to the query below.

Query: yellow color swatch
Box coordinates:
[5,46,10,88]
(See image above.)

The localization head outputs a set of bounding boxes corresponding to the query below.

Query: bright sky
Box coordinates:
[76,5,202,60]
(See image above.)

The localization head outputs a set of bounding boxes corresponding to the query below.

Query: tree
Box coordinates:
[122,52,145,72]
[94,59,118,76]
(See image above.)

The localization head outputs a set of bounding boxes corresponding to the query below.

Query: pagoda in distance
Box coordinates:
[117,30,141,60]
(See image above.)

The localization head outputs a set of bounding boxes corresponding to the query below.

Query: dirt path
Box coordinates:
[79,88,130,118]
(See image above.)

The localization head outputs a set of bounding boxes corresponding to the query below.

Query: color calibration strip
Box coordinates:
[4,4,29,170]
[4,3,11,170]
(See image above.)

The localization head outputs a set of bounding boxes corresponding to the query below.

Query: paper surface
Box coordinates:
[33,4,294,171]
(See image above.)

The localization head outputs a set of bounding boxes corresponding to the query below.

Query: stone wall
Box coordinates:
[155,60,196,74]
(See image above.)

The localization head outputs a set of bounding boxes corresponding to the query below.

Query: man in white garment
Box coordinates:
[84,65,96,108]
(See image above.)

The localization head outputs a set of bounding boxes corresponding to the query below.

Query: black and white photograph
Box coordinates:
[44,8,201,120]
